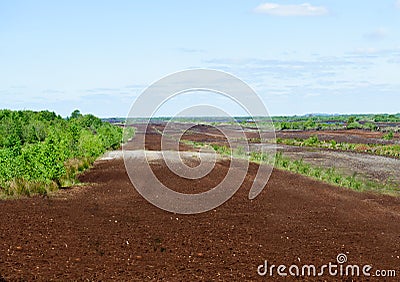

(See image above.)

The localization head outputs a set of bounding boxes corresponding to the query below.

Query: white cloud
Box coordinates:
[349,47,400,57]
[396,0,400,8]
[352,47,379,55]
[364,28,388,40]
[304,93,321,98]
[254,2,328,16]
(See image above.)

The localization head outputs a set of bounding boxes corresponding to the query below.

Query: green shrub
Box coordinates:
[0,110,123,196]
[383,131,394,141]
[304,135,319,146]
[363,122,377,131]
[346,122,362,130]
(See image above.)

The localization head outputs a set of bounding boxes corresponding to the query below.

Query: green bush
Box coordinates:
[346,122,362,130]
[0,109,123,196]
[363,122,377,131]
[304,135,319,146]
[383,131,394,141]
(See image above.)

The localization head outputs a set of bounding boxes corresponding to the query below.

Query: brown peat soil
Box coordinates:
[0,125,399,281]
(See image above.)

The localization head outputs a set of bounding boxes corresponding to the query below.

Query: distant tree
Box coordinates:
[38,110,59,121]
[304,118,316,130]
[347,116,356,124]
[79,114,102,130]
[70,110,82,119]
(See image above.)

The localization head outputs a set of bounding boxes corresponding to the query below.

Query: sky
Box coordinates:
[1,0,400,117]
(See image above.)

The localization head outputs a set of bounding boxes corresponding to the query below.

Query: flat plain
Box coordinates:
[1,124,399,281]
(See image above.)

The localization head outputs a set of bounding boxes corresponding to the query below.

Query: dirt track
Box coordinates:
[0,127,399,281]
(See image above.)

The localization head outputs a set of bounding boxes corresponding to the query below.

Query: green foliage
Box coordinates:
[346,121,362,130]
[211,144,231,155]
[363,122,377,131]
[303,135,319,146]
[304,119,316,129]
[70,109,82,119]
[373,114,400,122]
[194,114,399,132]
[347,116,356,124]
[276,136,400,158]
[0,109,123,196]
[383,131,394,141]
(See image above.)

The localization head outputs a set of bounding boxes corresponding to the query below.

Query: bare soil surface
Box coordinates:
[276,130,400,145]
[274,144,400,186]
[0,125,399,281]
[172,124,400,186]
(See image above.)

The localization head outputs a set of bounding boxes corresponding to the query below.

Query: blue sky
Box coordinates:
[1,1,400,117]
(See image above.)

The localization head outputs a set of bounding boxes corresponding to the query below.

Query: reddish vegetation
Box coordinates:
[0,125,399,281]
